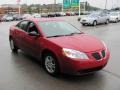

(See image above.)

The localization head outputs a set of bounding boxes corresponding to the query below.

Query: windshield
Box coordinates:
[110,12,119,16]
[89,13,99,17]
[39,21,82,37]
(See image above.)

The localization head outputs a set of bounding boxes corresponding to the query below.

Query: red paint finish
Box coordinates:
[9,18,110,74]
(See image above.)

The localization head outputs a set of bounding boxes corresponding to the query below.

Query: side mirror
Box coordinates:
[28,31,40,37]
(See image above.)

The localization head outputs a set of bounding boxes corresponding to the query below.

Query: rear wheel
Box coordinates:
[115,18,118,23]
[43,53,59,76]
[10,38,18,53]
[82,23,86,26]
[93,21,97,26]
[105,19,109,24]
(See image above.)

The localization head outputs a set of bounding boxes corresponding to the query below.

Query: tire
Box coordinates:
[105,19,109,24]
[43,52,59,76]
[93,21,97,26]
[10,38,18,53]
[115,18,118,23]
[82,23,86,26]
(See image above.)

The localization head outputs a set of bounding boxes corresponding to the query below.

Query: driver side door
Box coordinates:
[22,21,42,57]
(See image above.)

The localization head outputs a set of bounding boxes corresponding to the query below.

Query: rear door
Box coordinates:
[97,14,104,23]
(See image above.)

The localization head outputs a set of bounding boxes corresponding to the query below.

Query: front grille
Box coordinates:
[92,52,101,60]
[92,50,106,60]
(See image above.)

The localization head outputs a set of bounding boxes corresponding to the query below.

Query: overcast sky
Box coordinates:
[0,0,120,9]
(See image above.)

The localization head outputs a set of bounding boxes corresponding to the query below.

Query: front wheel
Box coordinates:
[43,53,59,76]
[105,19,109,24]
[82,23,86,26]
[115,18,118,23]
[10,38,18,53]
[93,21,97,26]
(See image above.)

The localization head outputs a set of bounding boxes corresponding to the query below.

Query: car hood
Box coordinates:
[47,34,104,53]
[82,16,96,20]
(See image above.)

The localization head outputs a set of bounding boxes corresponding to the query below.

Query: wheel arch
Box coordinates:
[41,49,61,73]
[41,49,59,64]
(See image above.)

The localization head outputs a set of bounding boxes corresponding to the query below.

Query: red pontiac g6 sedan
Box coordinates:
[9,18,110,76]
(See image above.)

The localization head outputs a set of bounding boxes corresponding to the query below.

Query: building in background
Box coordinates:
[0,2,100,15]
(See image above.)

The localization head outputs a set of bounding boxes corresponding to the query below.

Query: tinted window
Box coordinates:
[17,21,29,32]
[39,21,81,37]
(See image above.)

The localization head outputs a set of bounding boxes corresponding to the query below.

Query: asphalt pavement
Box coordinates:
[0,16,120,90]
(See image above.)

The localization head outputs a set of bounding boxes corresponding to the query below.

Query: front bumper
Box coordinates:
[80,20,93,25]
[109,18,116,22]
[59,50,110,75]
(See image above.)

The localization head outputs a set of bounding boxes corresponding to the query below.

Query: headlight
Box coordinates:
[102,41,107,53]
[62,48,89,59]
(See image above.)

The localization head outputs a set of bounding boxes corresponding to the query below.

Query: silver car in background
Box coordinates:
[80,13,109,26]
[109,12,120,23]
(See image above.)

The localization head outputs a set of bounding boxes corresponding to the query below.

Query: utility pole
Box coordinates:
[17,0,21,15]
[112,0,114,9]
[78,0,81,21]
[54,0,56,12]
[117,0,119,8]
[105,0,107,9]
[62,0,64,12]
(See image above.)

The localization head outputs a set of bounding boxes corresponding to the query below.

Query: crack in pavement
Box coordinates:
[102,69,120,79]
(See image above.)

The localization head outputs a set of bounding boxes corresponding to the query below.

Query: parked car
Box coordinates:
[9,18,110,76]
[75,12,79,15]
[41,13,48,17]
[48,12,56,17]
[109,12,120,23]
[1,15,14,21]
[70,12,75,16]
[32,13,41,18]
[66,12,71,16]
[22,14,32,19]
[80,13,110,26]
[13,14,23,21]
[54,12,61,17]
[60,12,66,16]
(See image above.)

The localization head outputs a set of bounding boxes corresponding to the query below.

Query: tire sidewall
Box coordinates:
[106,19,109,24]
[43,53,59,76]
[93,21,97,26]
[10,38,18,52]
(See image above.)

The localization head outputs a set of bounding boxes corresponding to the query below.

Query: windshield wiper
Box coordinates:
[66,32,83,36]
[47,35,66,38]
[47,32,83,38]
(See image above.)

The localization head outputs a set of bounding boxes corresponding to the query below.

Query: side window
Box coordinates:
[27,22,38,33]
[17,21,29,32]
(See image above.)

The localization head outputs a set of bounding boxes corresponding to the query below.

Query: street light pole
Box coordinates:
[62,0,64,12]
[117,0,119,8]
[54,0,56,12]
[79,0,80,17]
[17,0,21,15]
[105,0,107,9]
[18,3,21,15]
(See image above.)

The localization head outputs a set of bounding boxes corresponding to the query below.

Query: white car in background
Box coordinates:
[22,14,32,19]
[60,12,66,16]
[41,13,48,17]
[80,13,109,26]
[32,13,41,18]
[1,15,13,21]
[109,12,120,23]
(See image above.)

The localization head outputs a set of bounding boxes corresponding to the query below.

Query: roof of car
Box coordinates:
[26,18,64,23]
